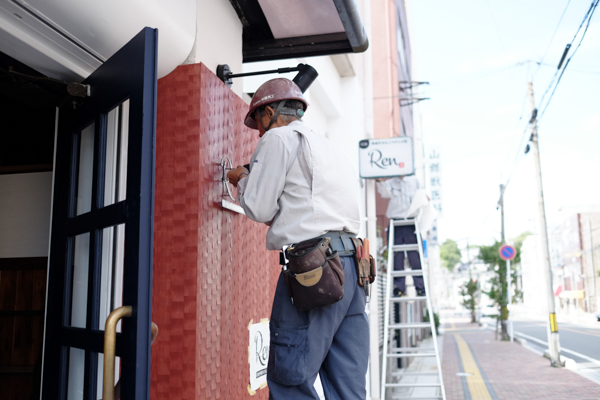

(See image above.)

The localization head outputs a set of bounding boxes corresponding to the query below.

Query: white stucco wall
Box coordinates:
[0,172,53,258]
[186,0,244,96]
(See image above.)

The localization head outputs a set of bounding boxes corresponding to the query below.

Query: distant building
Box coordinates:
[579,213,600,313]
[549,210,600,314]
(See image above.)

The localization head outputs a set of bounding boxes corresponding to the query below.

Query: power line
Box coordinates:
[533,0,572,78]
[498,89,530,184]
[539,0,599,120]
[537,0,597,107]
[498,0,599,201]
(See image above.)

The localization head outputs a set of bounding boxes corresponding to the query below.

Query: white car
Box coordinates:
[481,304,499,317]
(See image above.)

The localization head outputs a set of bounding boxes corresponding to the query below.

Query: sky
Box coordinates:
[409,0,600,248]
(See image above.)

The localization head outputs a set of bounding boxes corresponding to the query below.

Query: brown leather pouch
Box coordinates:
[283,237,344,311]
[369,255,377,284]
[350,237,371,288]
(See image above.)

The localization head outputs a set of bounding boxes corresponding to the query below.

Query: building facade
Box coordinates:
[0,1,373,399]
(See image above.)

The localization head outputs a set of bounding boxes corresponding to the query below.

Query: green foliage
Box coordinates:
[440,239,462,271]
[424,309,440,334]
[460,278,479,322]
[478,232,531,318]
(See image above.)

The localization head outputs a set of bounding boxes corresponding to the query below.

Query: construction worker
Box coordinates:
[227,78,368,400]
[376,175,425,296]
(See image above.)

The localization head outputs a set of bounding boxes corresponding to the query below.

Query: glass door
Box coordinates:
[42,27,158,400]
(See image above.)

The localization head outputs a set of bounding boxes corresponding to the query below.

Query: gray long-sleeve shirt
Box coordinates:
[237,121,360,250]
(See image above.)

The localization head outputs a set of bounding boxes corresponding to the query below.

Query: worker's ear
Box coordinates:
[264,105,275,119]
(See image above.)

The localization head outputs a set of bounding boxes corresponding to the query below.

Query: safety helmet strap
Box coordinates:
[265,101,287,131]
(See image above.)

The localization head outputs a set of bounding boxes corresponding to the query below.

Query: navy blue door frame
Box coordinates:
[42,28,157,400]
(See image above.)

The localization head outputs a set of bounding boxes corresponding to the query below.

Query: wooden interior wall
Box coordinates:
[0,257,47,400]
[151,63,279,399]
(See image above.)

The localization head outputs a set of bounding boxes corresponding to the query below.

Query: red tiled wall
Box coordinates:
[151,63,279,399]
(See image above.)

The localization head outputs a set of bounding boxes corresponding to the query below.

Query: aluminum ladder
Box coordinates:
[380,218,446,400]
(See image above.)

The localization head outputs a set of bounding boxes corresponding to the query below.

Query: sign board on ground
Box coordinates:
[499,244,516,261]
[358,137,414,178]
[248,319,269,391]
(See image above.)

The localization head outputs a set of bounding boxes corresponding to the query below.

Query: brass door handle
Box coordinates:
[102,306,132,400]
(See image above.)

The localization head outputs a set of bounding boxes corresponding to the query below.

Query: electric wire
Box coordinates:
[496,0,599,203]
[498,89,530,184]
[533,0,572,78]
[539,0,599,120]
[537,0,599,114]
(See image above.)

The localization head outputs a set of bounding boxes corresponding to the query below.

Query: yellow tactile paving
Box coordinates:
[454,334,493,400]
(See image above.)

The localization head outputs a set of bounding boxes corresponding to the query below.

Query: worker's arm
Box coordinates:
[375,178,392,198]
[235,135,288,224]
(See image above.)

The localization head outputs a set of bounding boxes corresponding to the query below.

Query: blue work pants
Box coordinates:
[393,225,425,295]
[267,255,369,400]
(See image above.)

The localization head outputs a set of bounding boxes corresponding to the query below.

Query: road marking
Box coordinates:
[454,334,497,400]
[560,326,600,338]
[514,331,600,366]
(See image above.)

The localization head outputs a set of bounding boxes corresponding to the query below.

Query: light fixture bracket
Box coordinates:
[216,63,318,93]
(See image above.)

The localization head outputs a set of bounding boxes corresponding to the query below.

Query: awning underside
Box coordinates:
[229,0,369,63]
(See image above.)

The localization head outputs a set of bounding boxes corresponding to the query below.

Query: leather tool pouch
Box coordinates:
[351,238,377,287]
[283,237,345,311]
[350,237,373,287]
[369,254,377,284]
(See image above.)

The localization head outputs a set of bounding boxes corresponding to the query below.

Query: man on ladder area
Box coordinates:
[377,175,445,400]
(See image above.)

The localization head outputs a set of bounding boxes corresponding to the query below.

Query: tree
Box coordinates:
[440,239,461,271]
[460,277,479,323]
[478,232,530,339]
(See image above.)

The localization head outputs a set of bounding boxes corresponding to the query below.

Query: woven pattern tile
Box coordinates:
[152,63,278,400]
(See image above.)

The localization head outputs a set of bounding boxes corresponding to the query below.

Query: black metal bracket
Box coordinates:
[399,97,430,107]
[8,66,90,97]
[399,81,430,92]
[216,63,318,93]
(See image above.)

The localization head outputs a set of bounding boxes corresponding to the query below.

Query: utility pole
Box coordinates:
[497,184,508,339]
[528,81,561,367]
[499,184,505,243]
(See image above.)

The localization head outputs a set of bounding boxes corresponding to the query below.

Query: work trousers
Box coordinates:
[267,255,369,400]
[393,224,425,295]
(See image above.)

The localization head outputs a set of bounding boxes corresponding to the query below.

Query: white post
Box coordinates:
[529,82,561,366]
[362,0,380,397]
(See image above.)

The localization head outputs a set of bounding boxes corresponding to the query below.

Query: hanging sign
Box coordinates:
[248,319,269,394]
[358,137,414,178]
[499,244,516,261]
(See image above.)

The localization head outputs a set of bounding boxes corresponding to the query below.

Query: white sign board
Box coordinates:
[427,146,443,216]
[248,320,269,392]
[358,137,414,178]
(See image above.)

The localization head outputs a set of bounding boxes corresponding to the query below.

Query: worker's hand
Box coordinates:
[376,178,383,182]
[227,166,249,187]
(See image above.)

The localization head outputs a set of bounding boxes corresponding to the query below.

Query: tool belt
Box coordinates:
[282,236,345,311]
[350,237,376,294]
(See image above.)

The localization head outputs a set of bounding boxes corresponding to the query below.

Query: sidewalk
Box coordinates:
[441,318,600,400]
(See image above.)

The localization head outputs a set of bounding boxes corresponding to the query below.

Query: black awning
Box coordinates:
[229,0,369,63]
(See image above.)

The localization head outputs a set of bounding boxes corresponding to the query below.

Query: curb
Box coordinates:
[514,334,600,386]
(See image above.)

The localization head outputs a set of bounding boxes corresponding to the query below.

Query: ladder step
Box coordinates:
[392,219,416,227]
[390,270,424,277]
[389,296,427,302]
[389,322,431,329]
[391,244,420,252]
[391,372,440,376]
[385,383,442,388]
[392,347,436,352]
[387,353,437,358]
